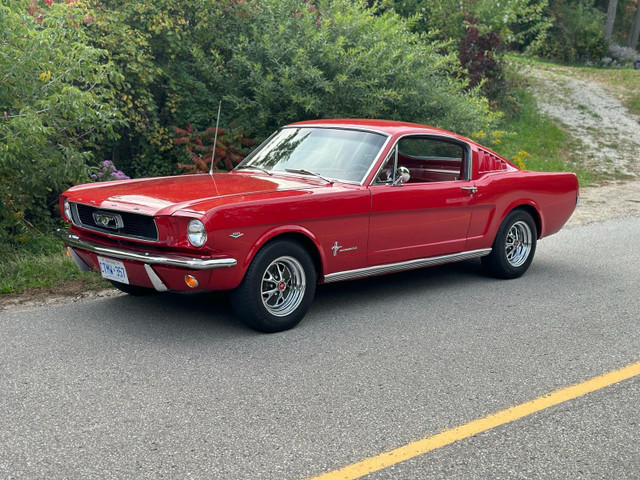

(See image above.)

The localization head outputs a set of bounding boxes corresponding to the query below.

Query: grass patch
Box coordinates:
[626,95,640,115]
[491,87,603,186]
[0,234,108,295]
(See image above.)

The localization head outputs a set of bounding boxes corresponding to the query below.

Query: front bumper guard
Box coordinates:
[55,229,237,270]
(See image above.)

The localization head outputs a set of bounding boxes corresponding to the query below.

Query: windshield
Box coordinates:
[238,127,387,183]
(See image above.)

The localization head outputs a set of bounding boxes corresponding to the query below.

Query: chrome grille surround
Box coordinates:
[70,203,159,242]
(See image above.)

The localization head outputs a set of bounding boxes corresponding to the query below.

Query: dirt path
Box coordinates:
[526,64,640,177]
[524,63,640,226]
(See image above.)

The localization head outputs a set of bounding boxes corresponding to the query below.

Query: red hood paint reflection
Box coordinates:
[64,172,325,216]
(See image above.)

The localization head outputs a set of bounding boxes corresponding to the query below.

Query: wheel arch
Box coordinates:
[500,200,543,240]
[509,203,542,239]
[242,227,325,282]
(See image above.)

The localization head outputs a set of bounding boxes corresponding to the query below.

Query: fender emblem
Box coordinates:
[332,241,357,256]
[229,232,244,239]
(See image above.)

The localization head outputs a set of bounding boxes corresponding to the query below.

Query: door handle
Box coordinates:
[461,186,478,197]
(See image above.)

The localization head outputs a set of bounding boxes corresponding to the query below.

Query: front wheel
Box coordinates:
[482,210,537,279]
[230,239,316,333]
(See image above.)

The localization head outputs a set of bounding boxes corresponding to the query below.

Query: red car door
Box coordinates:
[367,136,477,266]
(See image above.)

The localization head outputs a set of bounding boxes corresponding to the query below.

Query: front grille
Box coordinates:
[71,203,158,242]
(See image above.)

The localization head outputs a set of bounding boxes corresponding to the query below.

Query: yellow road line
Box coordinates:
[311,360,640,480]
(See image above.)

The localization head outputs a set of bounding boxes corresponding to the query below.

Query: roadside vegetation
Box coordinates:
[0,238,108,295]
[2,0,639,296]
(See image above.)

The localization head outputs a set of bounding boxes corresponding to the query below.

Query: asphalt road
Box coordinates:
[1,216,639,479]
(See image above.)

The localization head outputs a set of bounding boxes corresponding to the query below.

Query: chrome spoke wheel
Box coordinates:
[261,256,306,317]
[505,220,532,267]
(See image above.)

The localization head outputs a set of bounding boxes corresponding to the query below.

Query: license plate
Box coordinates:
[97,256,129,284]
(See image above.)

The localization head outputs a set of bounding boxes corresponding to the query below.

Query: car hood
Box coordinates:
[64,172,326,216]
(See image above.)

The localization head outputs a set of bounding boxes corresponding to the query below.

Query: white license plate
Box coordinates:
[97,256,129,284]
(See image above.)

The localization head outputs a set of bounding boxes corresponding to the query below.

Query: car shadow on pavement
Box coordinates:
[77,257,579,338]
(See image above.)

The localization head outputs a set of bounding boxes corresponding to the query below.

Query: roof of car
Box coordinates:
[287,118,463,138]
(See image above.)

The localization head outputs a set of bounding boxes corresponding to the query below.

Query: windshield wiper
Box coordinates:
[285,168,334,184]
[235,165,273,176]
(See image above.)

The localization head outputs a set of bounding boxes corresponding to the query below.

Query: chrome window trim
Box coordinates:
[323,248,491,283]
[70,202,160,243]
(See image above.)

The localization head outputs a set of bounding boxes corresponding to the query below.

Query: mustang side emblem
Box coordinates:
[230,232,244,239]
[331,242,358,257]
[92,211,124,230]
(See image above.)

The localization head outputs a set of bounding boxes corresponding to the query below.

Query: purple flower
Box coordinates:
[92,160,130,182]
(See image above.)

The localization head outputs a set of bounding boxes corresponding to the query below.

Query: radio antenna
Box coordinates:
[209,100,222,175]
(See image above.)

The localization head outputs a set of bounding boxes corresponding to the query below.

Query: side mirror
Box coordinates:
[393,166,411,186]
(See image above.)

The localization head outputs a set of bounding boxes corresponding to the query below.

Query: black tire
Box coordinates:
[110,280,157,296]
[230,239,316,333]
[482,209,537,279]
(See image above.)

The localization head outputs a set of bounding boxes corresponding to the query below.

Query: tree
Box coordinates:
[629,1,640,47]
[606,0,619,40]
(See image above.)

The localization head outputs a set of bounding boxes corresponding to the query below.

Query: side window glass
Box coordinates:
[396,137,465,183]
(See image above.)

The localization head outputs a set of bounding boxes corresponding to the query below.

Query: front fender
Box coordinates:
[242,225,327,275]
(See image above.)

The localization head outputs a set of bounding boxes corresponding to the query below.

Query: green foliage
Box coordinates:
[0,235,107,294]
[528,0,609,63]
[376,0,549,106]
[0,0,122,243]
[377,0,550,48]
[220,0,497,139]
[83,1,226,178]
[172,124,255,173]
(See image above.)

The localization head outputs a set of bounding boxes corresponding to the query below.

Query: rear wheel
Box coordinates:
[110,280,156,296]
[482,209,537,279]
[230,239,316,333]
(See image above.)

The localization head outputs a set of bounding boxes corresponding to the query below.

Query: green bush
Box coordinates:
[83,1,228,178]
[91,0,498,177]
[220,0,497,139]
[528,0,609,63]
[0,1,122,244]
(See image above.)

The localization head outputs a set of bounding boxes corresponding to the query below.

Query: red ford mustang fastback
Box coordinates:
[57,119,579,332]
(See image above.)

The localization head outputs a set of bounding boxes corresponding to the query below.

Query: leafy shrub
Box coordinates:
[606,43,640,66]
[375,0,548,105]
[528,0,609,63]
[0,1,122,244]
[77,0,498,178]
[458,16,506,101]
[221,0,497,139]
[172,124,255,174]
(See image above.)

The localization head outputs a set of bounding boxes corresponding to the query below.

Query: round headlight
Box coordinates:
[63,199,73,223]
[187,219,207,248]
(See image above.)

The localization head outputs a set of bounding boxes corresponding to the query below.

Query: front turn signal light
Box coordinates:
[185,275,199,289]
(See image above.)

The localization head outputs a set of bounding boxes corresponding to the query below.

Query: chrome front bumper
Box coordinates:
[54,229,237,270]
